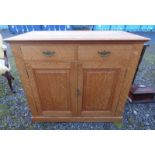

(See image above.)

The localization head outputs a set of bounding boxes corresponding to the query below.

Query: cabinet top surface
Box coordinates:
[5,31,150,42]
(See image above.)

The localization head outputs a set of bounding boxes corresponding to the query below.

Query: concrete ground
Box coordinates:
[0,30,155,129]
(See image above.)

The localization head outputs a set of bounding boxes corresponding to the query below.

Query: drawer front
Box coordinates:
[78,44,132,65]
[21,45,75,61]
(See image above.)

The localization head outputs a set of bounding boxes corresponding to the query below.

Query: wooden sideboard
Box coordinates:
[5,31,149,122]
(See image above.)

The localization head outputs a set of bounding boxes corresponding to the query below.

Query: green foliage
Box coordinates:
[137,122,145,130]
[127,116,135,125]
[114,122,124,129]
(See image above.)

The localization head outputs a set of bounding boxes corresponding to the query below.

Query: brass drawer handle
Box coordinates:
[42,50,56,57]
[98,50,111,57]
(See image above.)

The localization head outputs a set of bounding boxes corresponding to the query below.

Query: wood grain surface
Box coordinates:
[5,31,150,42]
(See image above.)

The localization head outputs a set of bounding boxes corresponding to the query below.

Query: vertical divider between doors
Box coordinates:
[77,63,83,115]
[76,43,83,115]
[71,44,79,116]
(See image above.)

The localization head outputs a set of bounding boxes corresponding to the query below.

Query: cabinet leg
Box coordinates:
[2,71,15,93]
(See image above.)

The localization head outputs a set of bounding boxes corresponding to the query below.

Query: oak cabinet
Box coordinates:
[5,31,149,122]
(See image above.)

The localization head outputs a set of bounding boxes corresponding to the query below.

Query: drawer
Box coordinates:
[21,45,75,61]
[78,44,132,63]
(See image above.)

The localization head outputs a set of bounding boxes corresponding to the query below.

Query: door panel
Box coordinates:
[83,69,119,111]
[26,62,77,117]
[34,69,71,111]
[78,63,126,116]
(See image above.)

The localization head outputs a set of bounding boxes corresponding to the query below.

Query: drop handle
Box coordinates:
[42,50,56,57]
[98,50,111,57]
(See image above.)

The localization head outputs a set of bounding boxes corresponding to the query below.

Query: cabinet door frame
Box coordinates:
[25,61,78,117]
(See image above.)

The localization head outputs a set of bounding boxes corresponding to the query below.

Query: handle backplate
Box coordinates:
[42,50,56,57]
[98,50,111,58]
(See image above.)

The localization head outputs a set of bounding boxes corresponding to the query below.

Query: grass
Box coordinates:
[113,122,124,129]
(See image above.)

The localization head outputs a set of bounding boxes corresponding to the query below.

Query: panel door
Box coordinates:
[77,62,127,117]
[25,62,77,117]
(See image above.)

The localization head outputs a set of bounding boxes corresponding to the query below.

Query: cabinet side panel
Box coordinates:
[10,43,39,116]
[115,43,144,115]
